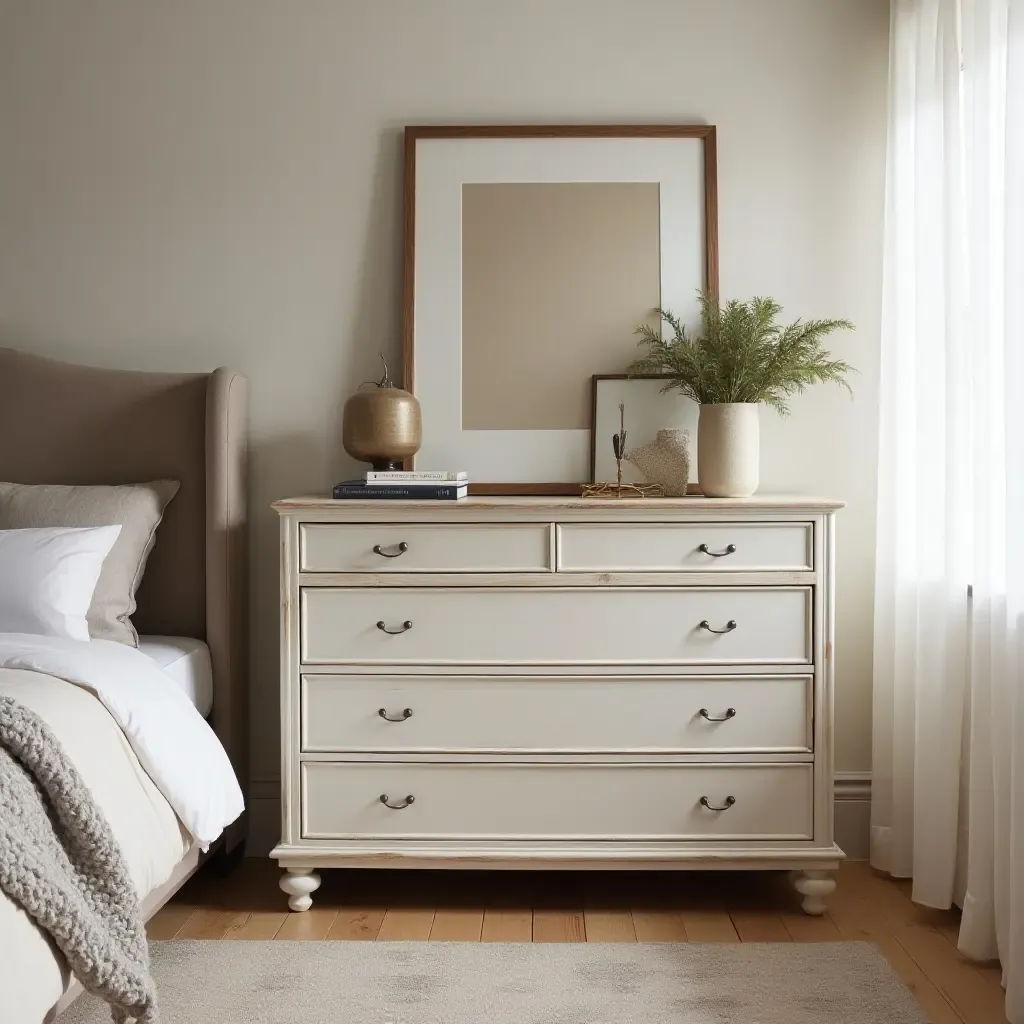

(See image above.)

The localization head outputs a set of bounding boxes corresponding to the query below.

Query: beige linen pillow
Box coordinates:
[0,480,180,646]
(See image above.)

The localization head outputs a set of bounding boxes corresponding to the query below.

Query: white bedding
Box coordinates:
[0,670,188,1022]
[137,635,214,716]
[0,633,243,847]
[0,634,244,1023]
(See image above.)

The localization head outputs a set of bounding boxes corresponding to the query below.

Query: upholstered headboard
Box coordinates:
[0,348,249,843]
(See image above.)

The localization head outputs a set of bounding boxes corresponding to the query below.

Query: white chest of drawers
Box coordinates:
[272,496,843,915]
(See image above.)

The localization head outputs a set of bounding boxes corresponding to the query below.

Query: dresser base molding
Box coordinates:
[270,843,839,868]
[272,842,843,911]
[272,842,843,867]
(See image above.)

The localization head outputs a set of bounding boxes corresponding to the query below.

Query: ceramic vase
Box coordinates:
[697,403,759,497]
[624,428,691,497]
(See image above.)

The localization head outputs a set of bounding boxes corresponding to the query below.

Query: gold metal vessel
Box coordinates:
[342,355,422,471]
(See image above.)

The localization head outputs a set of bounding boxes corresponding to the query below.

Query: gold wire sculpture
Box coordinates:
[582,402,665,499]
[582,480,665,498]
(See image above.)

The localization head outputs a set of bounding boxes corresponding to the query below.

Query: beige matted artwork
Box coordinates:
[403,125,718,494]
[462,183,661,433]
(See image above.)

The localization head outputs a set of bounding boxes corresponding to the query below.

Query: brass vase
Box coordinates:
[342,355,422,471]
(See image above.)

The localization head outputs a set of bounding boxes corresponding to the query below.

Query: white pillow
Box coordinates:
[0,526,121,641]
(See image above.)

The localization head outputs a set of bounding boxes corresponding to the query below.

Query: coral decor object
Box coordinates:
[624,428,691,497]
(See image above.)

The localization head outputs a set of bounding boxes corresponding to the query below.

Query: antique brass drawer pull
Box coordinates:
[376,620,413,634]
[373,541,409,558]
[379,794,415,810]
[698,543,737,557]
[700,795,737,811]
[698,619,737,634]
[378,708,413,722]
[699,707,737,722]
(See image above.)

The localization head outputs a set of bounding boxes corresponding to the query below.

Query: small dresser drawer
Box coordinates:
[557,522,813,572]
[301,673,813,753]
[300,587,811,665]
[299,523,552,573]
[301,762,814,841]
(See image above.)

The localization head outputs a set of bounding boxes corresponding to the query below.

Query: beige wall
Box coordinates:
[0,1,889,795]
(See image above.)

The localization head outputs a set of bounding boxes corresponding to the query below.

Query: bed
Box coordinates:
[0,348,248,1023]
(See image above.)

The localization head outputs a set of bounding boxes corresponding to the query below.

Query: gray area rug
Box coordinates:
[60,940,927,1024]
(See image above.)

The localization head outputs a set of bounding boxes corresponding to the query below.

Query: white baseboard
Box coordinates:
[833,772,871,860]
[246,773,873,861]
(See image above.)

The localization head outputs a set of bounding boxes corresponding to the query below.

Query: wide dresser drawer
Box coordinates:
[300,587,812,665]
[299,522,552,573]
[301,673,813,753]
[301,762,814,841]
[557,522,813,572]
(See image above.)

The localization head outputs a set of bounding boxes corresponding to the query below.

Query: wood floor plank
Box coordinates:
[227,910,288,940]
[376,908,436,941]
[879,934,966,1024]
[838,863,1006,1022]
[146,904,195,940]
[630,910,688,943]
[893,923,1009,1024]
[939,918,964,947]
[848,930,963,1023]
[828,884,964,1024]
[978,965,1006,987]
[481,908,533,942]
[780,912,843,942]
[729,911,791,942]
[274,907,339,941]
[327,907,387,941]
[218,859,280,906]
[839,863,968,944]
[680,909,739,942]
[841,862,939,927]
[175,908,251,940]
[580,873,635,910]
[583,909,637,943]
[429,908,484,941]
[533,909,585,942]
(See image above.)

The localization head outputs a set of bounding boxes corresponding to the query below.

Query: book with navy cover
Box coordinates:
[332,480,468,500]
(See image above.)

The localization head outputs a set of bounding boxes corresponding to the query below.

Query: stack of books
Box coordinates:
[332,470,468,501]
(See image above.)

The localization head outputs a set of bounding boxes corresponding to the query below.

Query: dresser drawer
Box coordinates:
[556,522,813,572]
[301,673,813,753]
[299,523,552,573]
[301,762,813,841]
[300,587,811,665]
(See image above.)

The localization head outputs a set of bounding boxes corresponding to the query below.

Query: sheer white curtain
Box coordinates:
[872,0,1023,1018]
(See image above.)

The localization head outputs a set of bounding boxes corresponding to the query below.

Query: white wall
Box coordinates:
[0,0,889,809]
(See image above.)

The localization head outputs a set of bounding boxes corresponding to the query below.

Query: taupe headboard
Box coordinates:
[0,348,249,841]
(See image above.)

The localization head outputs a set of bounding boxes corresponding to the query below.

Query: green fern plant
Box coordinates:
[628,291,855,415]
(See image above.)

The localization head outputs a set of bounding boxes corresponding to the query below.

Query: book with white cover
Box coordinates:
[366,470,468,485]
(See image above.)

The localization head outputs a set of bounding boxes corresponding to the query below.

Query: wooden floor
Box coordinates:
[149,859,1008,1024]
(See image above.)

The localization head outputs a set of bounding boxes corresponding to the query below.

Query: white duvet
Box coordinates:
[0,632,244,847]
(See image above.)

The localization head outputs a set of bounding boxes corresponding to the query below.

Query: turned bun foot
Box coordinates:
[279,868,321,912]
[791,869,836,915]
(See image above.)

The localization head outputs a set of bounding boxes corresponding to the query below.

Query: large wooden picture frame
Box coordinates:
[403,125,718,495]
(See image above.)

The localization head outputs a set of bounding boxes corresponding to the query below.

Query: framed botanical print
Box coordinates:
[590,374,700,493]
[402,124,718,494]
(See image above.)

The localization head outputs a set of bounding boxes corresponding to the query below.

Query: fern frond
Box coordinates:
[626,293,855,414]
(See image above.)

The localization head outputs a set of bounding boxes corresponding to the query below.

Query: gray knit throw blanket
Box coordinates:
[0,695,157,1023]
